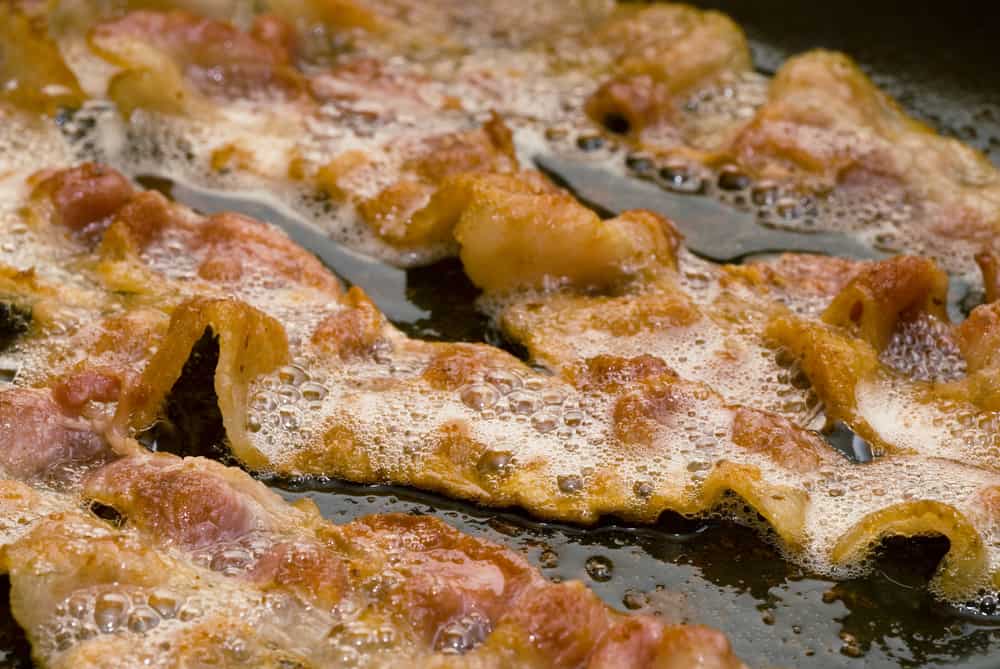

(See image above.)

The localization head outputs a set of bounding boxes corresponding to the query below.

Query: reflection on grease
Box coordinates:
[275,478,1000,669]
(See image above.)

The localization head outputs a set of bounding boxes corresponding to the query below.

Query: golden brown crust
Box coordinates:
[727,253,867,303]
[455,177,681,293]
[976,250,1000,304]
[565,354,676,394]
[351,115,520,247]
[728,51,911,185]
[730,408,824,474]
[0,157,748,667]
[955,301,1000,374]
[821,255,949,350]
[310,286,386,358]
[6,1,1000,662]
[949,301,1000,410]
[0,6,85,115]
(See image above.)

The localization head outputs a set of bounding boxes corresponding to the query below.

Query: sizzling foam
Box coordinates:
[4,1,1000,619]
[0,149,998,618]
[483,251,822,426]
[36,2,1000,284]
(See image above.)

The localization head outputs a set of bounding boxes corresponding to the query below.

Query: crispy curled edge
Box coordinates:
[273,351,1000,599]
[111,297,289,469]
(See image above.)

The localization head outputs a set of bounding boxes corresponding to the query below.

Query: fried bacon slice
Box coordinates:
[5,162,1000,605]
[5,0,1000,661]
[583,3,752,146]
[323,113,521,249]
[581,35,1000,276]
[0,447,746,668]
[762,255,1000,467]
[728,52,1000,239]
[443,177,1000,598]
[459,178,821,423]
[42,0,998,280]
[0,164,748,665]
[59,5,548,263]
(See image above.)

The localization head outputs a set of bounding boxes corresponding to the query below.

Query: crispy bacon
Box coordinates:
[350,117,520,247]
[822,255,949,350]
[586,75,674,136]
[566,354,675,394]
[311,287,386,358]
[730,408,824,474]
[6,1,1000,663]
[454,178,680,293]
[0,452,747,667]
[10,155,1000,614]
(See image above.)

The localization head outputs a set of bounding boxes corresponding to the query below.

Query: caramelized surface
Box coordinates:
[3,1,1000,666]
[0,132,743,667]
[1,148,999,611]
[15,0,996,279]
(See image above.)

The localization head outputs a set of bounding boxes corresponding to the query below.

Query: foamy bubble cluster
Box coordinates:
[880,314,967,382]
[46,586,198,651]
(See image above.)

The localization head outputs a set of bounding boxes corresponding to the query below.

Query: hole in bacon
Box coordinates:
[138,328,230,462]
[0,302,31,351]
[602,112,632,135]
[0,576,32,668]
[402,259,492,343]
[402,258,535,363]
[88,500,125,529]
[849,300,864,323]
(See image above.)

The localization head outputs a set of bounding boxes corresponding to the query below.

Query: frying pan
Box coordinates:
[3,2,1000,667]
